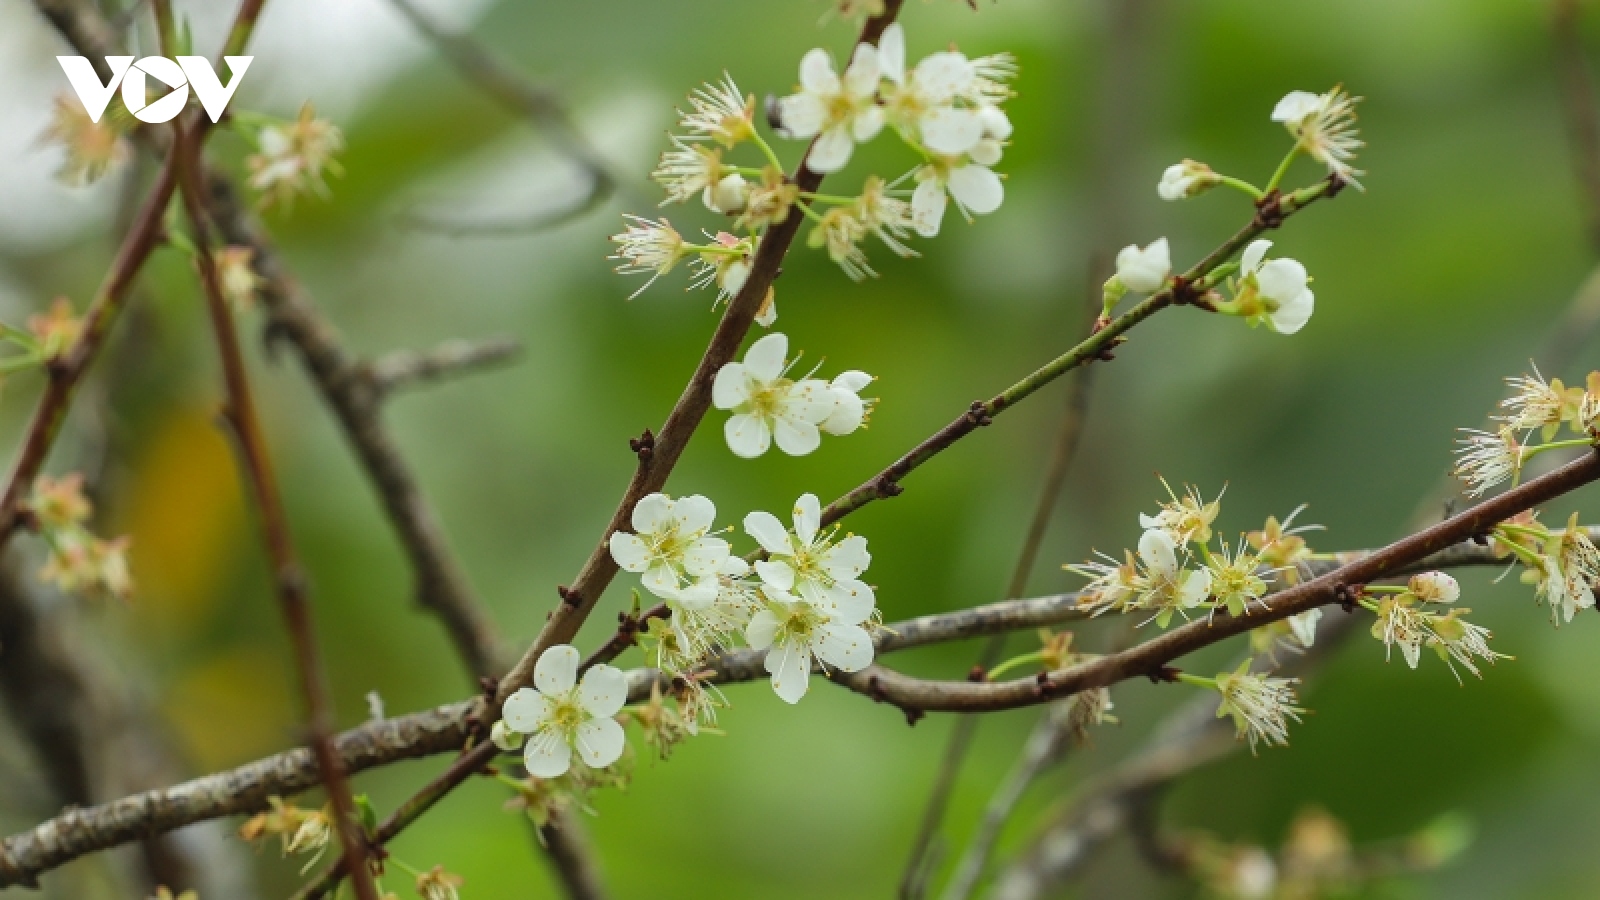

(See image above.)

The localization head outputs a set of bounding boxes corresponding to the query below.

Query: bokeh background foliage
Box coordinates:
[3,0,1600,896]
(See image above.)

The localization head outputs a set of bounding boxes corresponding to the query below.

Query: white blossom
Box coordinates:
[608,493,733,598]
[1409,571,1460,604]
[746,582,874,704]
[1287,608,1322,648]
[776,44,884,174]
[678,73,755,146]
[1157,159,1217,201]
[712,333,838,457]
[1535,521,1600,624]
[1114,238,1171,294]
[1213,665,1303,752]
[1135,528,1211,627]
[1237,239,1314,334]
[1272,87,1364,188]
[609,216,688,299]
[501,645,629,777]
[745,493,874,613]
[1453,426,1523,497]
[877,24,986,154]
[821,370,875,436]
[910,158,1003,237]
[1497,370,1568,435]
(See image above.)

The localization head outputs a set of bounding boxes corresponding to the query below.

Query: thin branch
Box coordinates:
[365,336,523,398]
[170,110,379,900]
[0,533,1531,885]
[383,0,614,235]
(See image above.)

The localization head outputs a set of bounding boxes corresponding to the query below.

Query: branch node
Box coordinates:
[557,585,582,607]
[1253,189,1286,229]
[1333,582,1362,613]
[1324,173,1349,198]
[874,475,904,499]
[1147,665,1182,684]
[903,707,925,726]
[965,401,994,427]
[967,665,987,682]
[628,428,655,463]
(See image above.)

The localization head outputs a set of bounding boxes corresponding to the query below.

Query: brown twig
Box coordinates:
[1553,0,1600,252]
[364,336,523,398]
[169,110,379,900]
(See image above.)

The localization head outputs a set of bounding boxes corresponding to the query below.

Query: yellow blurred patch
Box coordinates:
[165,646,295,769]
[117,406,244,634]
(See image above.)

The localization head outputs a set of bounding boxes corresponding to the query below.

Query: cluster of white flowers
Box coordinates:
[1455,369,1600,496]
[605,491,877,710]
[610,23,1017,301]
[245,103,344,210]
[1068,481,1321,642]
[1492,511,1600,625]
[712,332,874,457]
[1104,89,1360,336]
[1363,572,1505,681]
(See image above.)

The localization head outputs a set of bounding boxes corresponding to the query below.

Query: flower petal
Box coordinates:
[743,332,788,381]
[502,687,550,732]
[523,731,572,777]
[799,48,839,95]
[1138,528,1178,577]
[807,125,855,174]
[844,43,880,97]
[919,107,984,155]
[672,494,716,535]
[608,532,650,573]
[712,362,750,409]
[769,639,813,704]
[825,579,875,624]
[642,563,679,597]
[725,413,772,458]
[631,493,673,534]
[784,379,840,424]
[774,417,822,456]
[574,717,626,768]
[746,608,780,650]
[756,559,796,591]
[821,389,864,435]
[1267,288,1314,335]
[815,622,874,672]
[683,536,730,576]
[578,665,629,718]
[913,52,975,102]
[744,511,792,555]
[777,92,825,139]
[823,534,871,579]
[1256,258,1308,302]
[911,177,947,237]
[534,644,580,696]
[878,23,906,85]
[852,105,884,142]
[1240,239,1271,274]
[947,164,1004,215]
[793,494,822,545]
[832,370,873,393]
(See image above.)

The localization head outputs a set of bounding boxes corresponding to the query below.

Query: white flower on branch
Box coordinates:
[1370,595,1430,668]
[821,370,876,436]
[609,215,688,299]
[1530,517,1600,624]
[746,582,874,704]
[810,206,876,280]
[1287,608,1323,648]
[746,492,875,613]
[1158,159,1218,201]
[652,137,732,208]
[609,493,733,598]
[776,43,884,174]
[1409,571,1460,604]
[713,333,840,457]
[1498,369,1570,436]
[1139,479,1221,546]
[246,103,344,209]
[1135,528,1211,627]
[910,156,1004,238]
[1272,87,1364,188]
[678,73,756,147]
[1112,237,1171,294]
[501,645,628,777]
[1212,663,1304,753]
[878,24,989,155]
[856,175,918,259]
[1234,239,1315,335]
[1453,426,1523,497]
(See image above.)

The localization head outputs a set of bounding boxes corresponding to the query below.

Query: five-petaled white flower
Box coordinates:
[910,158,1004,237]
[713,333,838,457]
[1157,159,1217,201]
[609,215,688,299]
[877,24,986,155]
[1236,239,1314,334]
[609,493,733,598]
[1272,87,1364,188]
[776,43,884,174]
[746,583,875,703]
[501,645,629,777]
[745,493,875,612]
[1114,238,1171,294]
[1454,426,1523,497]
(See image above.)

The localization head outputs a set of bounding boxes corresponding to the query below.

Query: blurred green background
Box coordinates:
[4,0,1600,897]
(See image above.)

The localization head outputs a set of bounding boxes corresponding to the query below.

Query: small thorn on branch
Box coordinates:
[629,428,655,463]
[557,585,581,607]
[903,707,925,726]
[967,665,988,682]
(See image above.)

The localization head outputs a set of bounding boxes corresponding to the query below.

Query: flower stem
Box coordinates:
[1216,175,1264,200]
[749,132,787,174]
[1263,146,1301,195]
[1174,672,1216,689]
[799,191,858,204]
[1523,438,1596,462]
